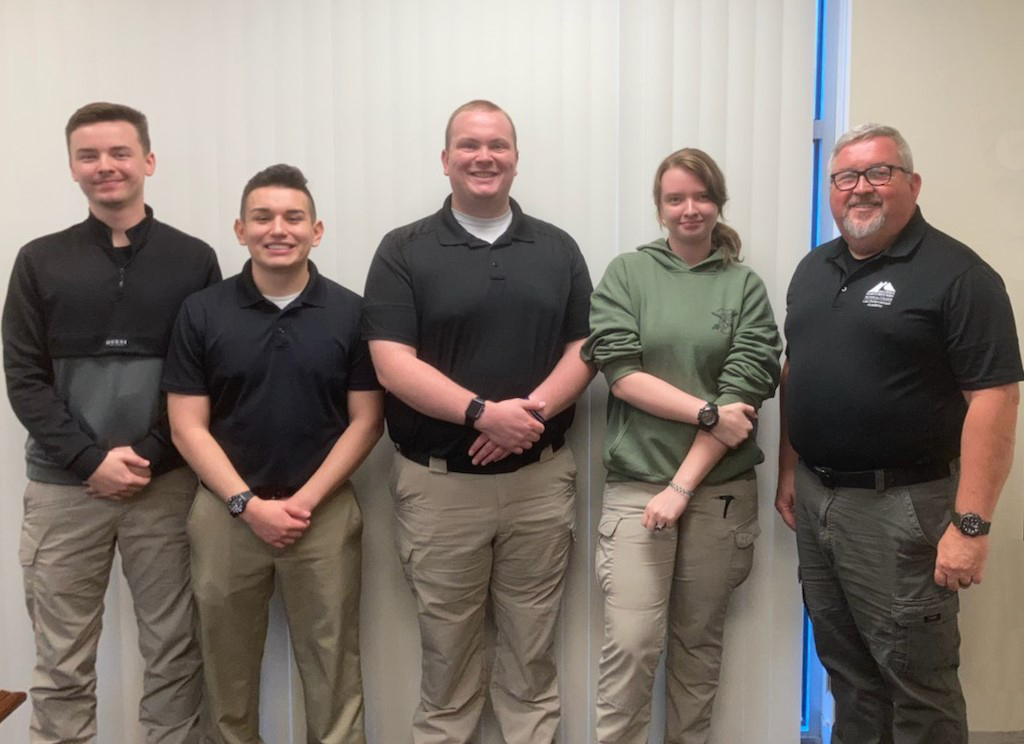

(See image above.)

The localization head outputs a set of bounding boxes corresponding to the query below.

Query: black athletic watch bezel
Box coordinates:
[952,511,991,537]
[228,490,255,518]
[697,402,719,431]
[464,396,486,427]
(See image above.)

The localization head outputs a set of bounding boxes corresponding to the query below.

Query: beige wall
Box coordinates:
[850,0,1024,731]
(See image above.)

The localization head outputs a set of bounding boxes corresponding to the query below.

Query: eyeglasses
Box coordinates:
[830,164,912,191]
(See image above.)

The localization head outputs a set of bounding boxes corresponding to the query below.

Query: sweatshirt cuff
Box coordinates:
[68,446,108,480]
[601,357,644,387]
[132,435,165,468]
[714,392,756,407]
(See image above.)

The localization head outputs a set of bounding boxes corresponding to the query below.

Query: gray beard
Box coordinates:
[843,210,884,239]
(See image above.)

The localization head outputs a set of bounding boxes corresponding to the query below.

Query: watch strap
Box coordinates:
[952,510,991,537]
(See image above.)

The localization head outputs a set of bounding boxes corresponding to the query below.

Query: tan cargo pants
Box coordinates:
[595,476,759,744]
[19,466,203,744]
[391,446,577,744]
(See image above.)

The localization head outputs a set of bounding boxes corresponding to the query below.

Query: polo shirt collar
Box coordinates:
[235,259,328,309]
[825,205,927,266]
[436,195,536,248]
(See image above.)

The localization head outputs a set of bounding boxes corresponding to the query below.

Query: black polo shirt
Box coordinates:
[784,208,1023,470]
[162,260,379,490]
[362,196,592,473]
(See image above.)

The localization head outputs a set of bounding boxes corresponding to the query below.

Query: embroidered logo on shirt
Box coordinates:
[104,338,128,347]
[711,309,737,334]
[862,281,895,308]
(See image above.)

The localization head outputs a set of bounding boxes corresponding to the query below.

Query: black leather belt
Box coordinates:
[250,486,296,500]
[400,435,565,474]
[806,462,951,490]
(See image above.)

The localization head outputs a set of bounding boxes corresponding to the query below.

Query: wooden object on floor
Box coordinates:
[0,690,27,723]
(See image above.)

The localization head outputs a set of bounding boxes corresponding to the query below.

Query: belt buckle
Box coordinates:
[813,466,836,490]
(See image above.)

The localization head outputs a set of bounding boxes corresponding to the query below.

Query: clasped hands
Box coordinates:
[468,397,546,466]
[241,496,312,549]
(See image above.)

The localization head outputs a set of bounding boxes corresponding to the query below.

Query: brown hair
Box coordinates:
[653,147,741,263]
[65,102,151,154]
[444,99,517,149]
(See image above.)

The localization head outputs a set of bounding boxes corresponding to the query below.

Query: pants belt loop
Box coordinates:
[874,470,886,492]
[538,445,555,464]
[428,456,448,475]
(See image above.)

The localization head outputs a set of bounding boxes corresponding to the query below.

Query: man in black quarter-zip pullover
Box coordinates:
[2,102,220,744]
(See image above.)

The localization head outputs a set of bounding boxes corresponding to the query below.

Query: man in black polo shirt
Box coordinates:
[163,164,383,744]
[362,100,594,744]
[3,102,220,743]
[775,123,1022,743]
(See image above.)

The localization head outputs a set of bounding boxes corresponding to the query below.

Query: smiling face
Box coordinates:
[829,136,921,255]
[68,120,154,213]
[441,108,518,217]
[235,186,323,278]
[658,166,719,257]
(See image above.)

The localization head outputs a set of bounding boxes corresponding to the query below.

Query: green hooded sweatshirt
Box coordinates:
[582,239,782,485]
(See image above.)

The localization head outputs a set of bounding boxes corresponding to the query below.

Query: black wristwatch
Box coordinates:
[227,490,255,518]
[697,402,719,431]
[951,511,991,537]
[464,396,486,427]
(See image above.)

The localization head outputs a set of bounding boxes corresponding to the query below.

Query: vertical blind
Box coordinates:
[0,1,815,741]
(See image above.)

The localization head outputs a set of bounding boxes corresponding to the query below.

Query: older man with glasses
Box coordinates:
[775,123,1021,744]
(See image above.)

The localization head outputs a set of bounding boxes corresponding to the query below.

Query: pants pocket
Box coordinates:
[20,523,40,623]
[19,526,39,567]
[891,592,960,671]
[727,514,760,588]
[595,515,622,596]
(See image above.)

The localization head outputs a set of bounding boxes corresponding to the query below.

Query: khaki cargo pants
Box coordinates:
[391,446,577,744]
[20,466,203,744]
[595,476,759,744]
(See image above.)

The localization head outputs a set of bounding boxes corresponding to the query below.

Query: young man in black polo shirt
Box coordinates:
[775,124,1022,743]
[163,164,383,744]
[363,100,595,744]
[3,102,220,743]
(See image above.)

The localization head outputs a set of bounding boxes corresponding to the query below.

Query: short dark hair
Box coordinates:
[65,102,151,154]
[239,164,317,220]
[444,99,517,149]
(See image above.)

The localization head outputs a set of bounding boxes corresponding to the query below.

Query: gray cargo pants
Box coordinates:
[795,460,966,744]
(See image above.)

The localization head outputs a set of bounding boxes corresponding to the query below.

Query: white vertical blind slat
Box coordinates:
[0,2,815,741]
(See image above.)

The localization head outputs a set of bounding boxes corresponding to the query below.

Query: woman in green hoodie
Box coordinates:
[582,148,782,744]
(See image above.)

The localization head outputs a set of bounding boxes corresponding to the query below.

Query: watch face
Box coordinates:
[466,397,485,421]
[959,512,984,537]
[698,404,718,427]
[228,494,248,517]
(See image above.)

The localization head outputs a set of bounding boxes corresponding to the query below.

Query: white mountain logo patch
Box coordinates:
[863,281,895,308]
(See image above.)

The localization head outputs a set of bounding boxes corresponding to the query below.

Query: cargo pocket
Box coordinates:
[595,515,622,595]
[397,542,416,585]
[727,515,760,588]
[20,527,40,623]
[891,592,960,672]
[19,527,39,568]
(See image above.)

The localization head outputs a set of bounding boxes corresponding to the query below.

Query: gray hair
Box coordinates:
[830,123,914,172]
